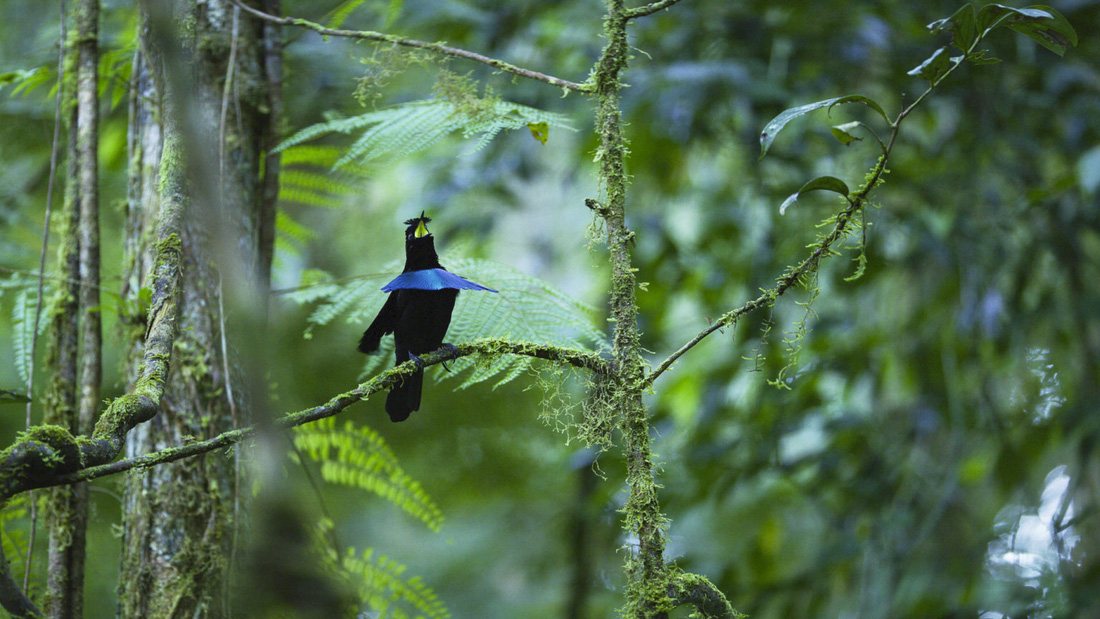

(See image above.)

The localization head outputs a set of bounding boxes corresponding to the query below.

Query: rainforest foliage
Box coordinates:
[0,0,1096,617]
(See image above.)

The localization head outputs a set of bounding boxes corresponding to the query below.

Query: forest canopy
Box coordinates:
[0,0,1096,618]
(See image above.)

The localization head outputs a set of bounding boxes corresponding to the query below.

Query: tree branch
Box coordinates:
[227,0,593,93]
[625,0,690,20]
[667,572,739,619]
[642,190,872,389]
[18,339,608,491]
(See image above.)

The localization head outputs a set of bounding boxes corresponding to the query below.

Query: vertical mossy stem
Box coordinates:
[593,1,671,617]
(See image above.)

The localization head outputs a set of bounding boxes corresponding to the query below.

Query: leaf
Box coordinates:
[830,122,864,146]
[0,390,31,404]
[779,176,850,215]
[760,95,889,158]
[0,70,33,85]
[1006,5,1078,56]
[9,66,56,99]
[977,4,1077,55]
[527,122,549,145]
[12,288,36,387]
[383,0,404,27]
[277,99,573,169]
[331,545,450,619]
[907,47,954,82]
[928,4,977,52]
[323,0,366,29]
[294,417,444,531]
[966,49,1002,65]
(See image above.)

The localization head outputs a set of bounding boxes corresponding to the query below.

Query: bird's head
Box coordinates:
[402,211,441,268]
[404,211,432,242]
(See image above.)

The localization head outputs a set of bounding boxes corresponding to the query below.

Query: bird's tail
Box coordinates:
[385,368,423,422]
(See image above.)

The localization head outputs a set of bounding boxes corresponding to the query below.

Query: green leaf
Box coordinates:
[0,70,33,85]
[928,4,977,52]
[977,4,1077,55]
[1006,6,1078,56]
[294,417,444,531]
[384,0,404,27]
[527,122,549,145]
[11,288,36,387]
[779,176,850,215]
[0,390,31,404]
[907,47,954,82]
[966,49,1002,65]
[760,95,889,159]
[830,122,863,146]
[323,0,366,29]
[277,99,573,168]
[9,66,55,99]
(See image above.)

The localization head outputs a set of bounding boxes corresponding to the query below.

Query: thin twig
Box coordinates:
[216,270,240,619]
[642,191,872,390]
[218,5,239,197]
[625,0,690,20]
[226,0,592,93]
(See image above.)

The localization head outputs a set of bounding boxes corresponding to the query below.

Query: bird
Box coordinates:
[358,212,497,422]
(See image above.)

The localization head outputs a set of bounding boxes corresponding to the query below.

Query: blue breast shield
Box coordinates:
[381,268,498,293]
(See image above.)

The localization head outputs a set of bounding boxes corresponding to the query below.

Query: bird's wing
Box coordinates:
[381,268,498,293]
[358,292,400,353]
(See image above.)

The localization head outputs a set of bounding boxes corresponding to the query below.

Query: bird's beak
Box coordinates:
[414,220,429,238]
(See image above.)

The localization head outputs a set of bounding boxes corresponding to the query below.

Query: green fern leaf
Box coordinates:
[324,0,366,29]
[12,287,36,387]
[334,546,450,619]
[276,98,573,169]
[294,417,445,531]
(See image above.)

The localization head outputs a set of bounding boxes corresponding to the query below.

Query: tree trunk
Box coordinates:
[118,1,277,616]
[43,1,98,616]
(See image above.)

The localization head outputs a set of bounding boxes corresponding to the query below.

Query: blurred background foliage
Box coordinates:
[1,0,1098,617]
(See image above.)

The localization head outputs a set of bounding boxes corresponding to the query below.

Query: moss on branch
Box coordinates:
[20,338,605,490]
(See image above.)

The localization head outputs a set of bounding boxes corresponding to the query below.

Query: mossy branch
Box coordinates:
[644,126,896,390]
[624,0,690,20]
[0,231,181,500]
[19,339,607,490]
[227,0,593,93]
[641,15,1037,391]
[0,162,182,616]
[642,193,869,389]
[667,572,742,619]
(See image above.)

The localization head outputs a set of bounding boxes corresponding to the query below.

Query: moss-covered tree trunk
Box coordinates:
[118,1,277,616]
[43,1,99,616]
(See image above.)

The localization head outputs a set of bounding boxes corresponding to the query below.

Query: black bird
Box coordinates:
[358,213,497,422]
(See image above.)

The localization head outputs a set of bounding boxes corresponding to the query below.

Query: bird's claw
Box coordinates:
[409,353,426,370]
[439,343,459,372]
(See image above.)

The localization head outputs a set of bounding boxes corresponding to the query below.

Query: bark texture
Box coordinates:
[44,1,99,616]
[118,1,277,616]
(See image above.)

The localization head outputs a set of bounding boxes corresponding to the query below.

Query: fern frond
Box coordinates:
[324,0,366,29]
[280,169,364,201]
[275,108,411,154]
[276,212,318,258]
[0,495,31,578]
[336,546,450,619]
[294,417,444,531]
[277,99,573,170]
[335,102,457,168]
[12,287,37,387]
[284,269,343,305]
[279,145,345,168]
